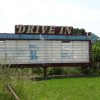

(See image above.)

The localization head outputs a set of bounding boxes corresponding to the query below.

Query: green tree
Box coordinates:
[92,39,100,73]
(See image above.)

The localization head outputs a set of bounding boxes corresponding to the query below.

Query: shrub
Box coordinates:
[49,67,64,75]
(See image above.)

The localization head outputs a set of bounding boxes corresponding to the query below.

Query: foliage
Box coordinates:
[48,67,81,75]
[0,66,34,100]
[92,40,100,74]
[64,67,81,75]
[49,67,64,75]
[32,68,43,75]
[92,40,100,62]
[72,28,86,35]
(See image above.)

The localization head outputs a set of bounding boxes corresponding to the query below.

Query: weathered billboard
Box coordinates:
[0,40,90,65]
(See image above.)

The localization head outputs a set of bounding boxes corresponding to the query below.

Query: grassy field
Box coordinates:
[1,76,100,100]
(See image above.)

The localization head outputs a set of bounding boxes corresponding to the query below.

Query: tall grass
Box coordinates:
[0,63,35,100]
[14,77,100,100]
[1,64,100,100]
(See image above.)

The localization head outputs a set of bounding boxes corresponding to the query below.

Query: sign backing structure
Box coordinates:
[0,34,91,67]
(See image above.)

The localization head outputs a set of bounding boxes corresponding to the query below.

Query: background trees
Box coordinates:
[92,39,100,73]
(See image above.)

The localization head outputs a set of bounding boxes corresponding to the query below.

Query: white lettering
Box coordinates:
[41,26,48,33]
[48,26,56,34]
[15,25,72,34]
[59,27,64,34]
[26,26,35,33]
[64,27,71,34]
[35,26,40,33]
[16,25,25,33]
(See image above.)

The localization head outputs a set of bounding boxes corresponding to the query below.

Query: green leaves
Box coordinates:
[93,40,100,62]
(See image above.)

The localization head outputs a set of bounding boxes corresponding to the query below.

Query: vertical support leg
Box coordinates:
[43,67,47,78]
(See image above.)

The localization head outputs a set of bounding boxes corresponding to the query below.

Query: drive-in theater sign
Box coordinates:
[0,25,92,69]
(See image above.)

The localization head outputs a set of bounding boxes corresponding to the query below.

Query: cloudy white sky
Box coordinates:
[0,0,100,36]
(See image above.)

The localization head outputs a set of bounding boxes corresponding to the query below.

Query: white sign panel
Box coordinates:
[0,40,89,64]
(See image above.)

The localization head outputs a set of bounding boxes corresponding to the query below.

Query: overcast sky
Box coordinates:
[0,0,100,36]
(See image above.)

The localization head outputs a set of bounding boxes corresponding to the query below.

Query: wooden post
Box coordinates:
[43,66,47,78]
[6,84,20,100]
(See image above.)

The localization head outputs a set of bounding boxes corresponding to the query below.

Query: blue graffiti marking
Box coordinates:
[30,51,38,60]
[29,44,38,60]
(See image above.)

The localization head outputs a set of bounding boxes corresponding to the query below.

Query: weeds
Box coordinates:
[0,63,35,100]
